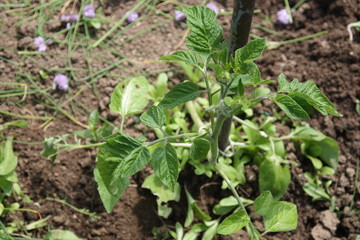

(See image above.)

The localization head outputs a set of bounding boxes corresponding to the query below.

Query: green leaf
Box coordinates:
[41,137,57,163]
[259,160,290,200]
[0,120,28,131]
[94,167,129,213]
[0,138,18,176]
[0,203,3,215]
[190,138,210,160]
[151,143,179,191]
[303,182,331,201]
[202,220,219,240]
[254,191,274,216]
[277,76,342,117]
[48,229,84,240]
[158,81,201,109]
[185,188,195,227]
[217,210,250,235]
[302,137,339,169]
[88,110,99,129]
[97,133,141,194]
[109,77,149,117]
[182,6,223,54]
[111,146,150,183]
[140,105,166,129]
[160,50,199,66]
[235,38,266,63]
[263,201,298,232]
[273,94,310,120]
[142,174,180,203]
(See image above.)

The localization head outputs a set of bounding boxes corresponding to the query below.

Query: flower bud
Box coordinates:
[206,2,219,16]
[126,11,139,23]
[174,10,186,22]
[84,5,96,18]
[34,37,47,52]
[277,9,294,25]
[53,74,68,91]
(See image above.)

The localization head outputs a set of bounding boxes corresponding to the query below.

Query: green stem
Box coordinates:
[146,133,197,147]
[0,109,51,120]
[201,68,215,130]
[120,116,125,133]
[185,102,205,129]
[215,164,247,212]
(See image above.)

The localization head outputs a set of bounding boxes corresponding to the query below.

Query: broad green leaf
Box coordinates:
[190,138,210,160]
[94,168,129,213]
[202,220,219,240]
[319,166,336,175]
[292,127,326,141]
[306,155,323,170]
[109,77,149,117]
[142,174,180,203]
[48,229,84,240]
[302,137,339,169]
[213,196,238,215]
[303,182,331,201]
[273,94,310,120]
[242,120,259,144]
[111,146,150,184]
[160,50,199,66]
[263,201,298,232]
[235,38,266,63]
[41,137,57,163]
[0,176,13,195]
[158,81,200,109]
[277,76,342,117]
[88,110,99,129]
[254,191,274,215]
[259,160,290,200]
[97,132,141,194]
[151,143,179,191]
[182,6,223,54]
[140,105,166,128]
[0,138,18,176]
[217,210,250,235]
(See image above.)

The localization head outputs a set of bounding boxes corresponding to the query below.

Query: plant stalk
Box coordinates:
[218,0,256,151]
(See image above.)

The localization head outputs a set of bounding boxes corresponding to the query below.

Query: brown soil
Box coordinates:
[1,0,359,239]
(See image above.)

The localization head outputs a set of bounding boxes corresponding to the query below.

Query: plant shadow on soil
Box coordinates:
[0,0,360,239]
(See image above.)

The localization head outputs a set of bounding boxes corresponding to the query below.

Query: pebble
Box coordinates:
[345,167,355,178]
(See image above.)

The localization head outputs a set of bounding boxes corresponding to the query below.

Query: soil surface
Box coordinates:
[1,0,359,239]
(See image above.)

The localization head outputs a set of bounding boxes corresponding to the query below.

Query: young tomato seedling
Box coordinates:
[93,6,341,239]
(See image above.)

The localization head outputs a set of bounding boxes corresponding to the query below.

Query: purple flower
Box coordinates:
[69,13,79,22]
[276,9,294,25]
[84,5,96,18]
[60,14,70,22]
[34,37,47,52]
[126,11,139,23]
[174,10,186,22]
[53,74,68,91]
[206,2,219,16]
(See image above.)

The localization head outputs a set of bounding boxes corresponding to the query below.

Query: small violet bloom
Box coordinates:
[126,11,139,23]
[206,2,219,16]
[174,10,186,22]
[53,74,68,91]
[276,9,294,25]
[34,36,47,52]
[84,5,96,18]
